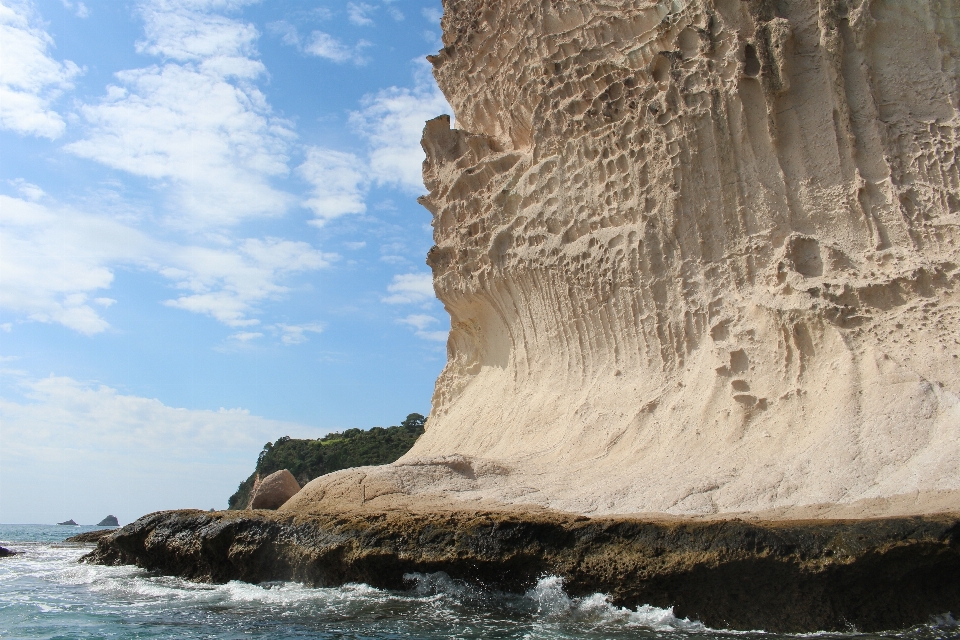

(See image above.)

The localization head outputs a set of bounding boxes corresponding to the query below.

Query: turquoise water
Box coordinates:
[1,524,957,640]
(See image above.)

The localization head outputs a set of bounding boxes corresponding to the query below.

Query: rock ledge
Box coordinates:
[84,508,960,633]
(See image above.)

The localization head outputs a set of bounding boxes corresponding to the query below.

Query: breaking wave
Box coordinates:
[1,530,957,640]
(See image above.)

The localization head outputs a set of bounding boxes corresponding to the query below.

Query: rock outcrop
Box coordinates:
[84,509,960,632]
[66,529,116,544]
[290,0,960,517]
[57,519,78,526]
[250,469,301,510]
[97,515,119,527]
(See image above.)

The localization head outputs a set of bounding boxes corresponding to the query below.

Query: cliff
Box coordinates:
[286,0,960,518]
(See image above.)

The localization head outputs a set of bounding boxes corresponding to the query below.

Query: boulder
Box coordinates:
[97,515,119,527]
[250,469,300,510]
[0,546,18,557]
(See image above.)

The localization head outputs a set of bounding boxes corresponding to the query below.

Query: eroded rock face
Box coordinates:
[292,0,960,517]
[250,470,300,510]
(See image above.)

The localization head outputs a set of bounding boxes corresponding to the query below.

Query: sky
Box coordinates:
[0,0,453,524]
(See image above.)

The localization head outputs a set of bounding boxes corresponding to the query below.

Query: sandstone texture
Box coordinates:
[290,0,960,517]
[84,509,960,632]
[250,469,300,510]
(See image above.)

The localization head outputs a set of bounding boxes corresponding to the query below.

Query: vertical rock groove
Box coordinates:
[288,0,960,517]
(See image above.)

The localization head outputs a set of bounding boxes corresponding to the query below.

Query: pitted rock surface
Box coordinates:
[288,0,960,518]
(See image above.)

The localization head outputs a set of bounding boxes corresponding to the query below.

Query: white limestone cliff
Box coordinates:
[284,0,960,518]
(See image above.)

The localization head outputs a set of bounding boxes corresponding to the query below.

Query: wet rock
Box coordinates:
[66,529,116,544]
[84,508,960,633]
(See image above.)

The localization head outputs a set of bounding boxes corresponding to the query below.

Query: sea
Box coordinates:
[1,524,957,640]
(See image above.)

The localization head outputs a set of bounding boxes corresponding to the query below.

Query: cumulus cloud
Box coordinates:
[60,0,88,18]
[162,238,332,326]
[0,373,319,521]
[399,313,447,342]
[271,21,368,65]
[382,272,435,304]
[0,0,82,138]
[0,195,333,333]
[299,147,368,226]
[0,195,153,334]
[229,331,262,341]
[0,374,309,456]
[350,62,451,193]
[304,30,369,64]
[64,0,294,228]
[422,7,442,23]
[346,2,375,26]
[273,323,323,345]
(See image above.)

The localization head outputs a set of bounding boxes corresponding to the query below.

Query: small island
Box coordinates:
[97,515,119,527]
[57,519,78,526]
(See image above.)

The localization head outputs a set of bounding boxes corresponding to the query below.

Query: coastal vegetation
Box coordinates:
[227,413,426,509]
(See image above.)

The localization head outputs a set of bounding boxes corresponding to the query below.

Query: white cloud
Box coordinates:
[230,331,262,341]
[0,194,333,333]
[0,374,303,454]
[399,313,447,342]
[64,1,294,228]
[304,30,369,64]
[0,195,153,334]
[422,7,442,23]
[162,238,333,326]
[343,241,366,250]
[382,272,435,304]
[0,323,12,332]
[350,63,451,193]
[9,178,45,201]
[273,323,322,345]
[0,0,82,138]
[399,314,435,330]
[0,373,318,520]
[346,2,375,26]
[60,0,88,18]
[299,147,368,226]
[267,20,300,46]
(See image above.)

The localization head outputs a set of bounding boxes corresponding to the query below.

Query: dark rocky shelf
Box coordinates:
[83,508,960,633]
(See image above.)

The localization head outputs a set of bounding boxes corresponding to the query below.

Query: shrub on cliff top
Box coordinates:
[227,413,426,509]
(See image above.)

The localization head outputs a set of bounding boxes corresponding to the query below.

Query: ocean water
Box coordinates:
[0,524,957,640]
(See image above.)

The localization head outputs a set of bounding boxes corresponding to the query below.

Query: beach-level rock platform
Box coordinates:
[85,508,959,633]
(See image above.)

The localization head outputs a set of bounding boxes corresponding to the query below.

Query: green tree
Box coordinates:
[227,413,426,509]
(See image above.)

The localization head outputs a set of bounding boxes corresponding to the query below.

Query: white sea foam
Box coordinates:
[525,574,707,632]
[1,536,952,640]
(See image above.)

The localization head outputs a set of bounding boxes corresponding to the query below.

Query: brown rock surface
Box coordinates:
[250,469,300,510]
[84,508,960,633]
[292,0,960,517]
[65,529,116,544]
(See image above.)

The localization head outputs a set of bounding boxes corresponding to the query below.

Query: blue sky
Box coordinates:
[0,0,452,524]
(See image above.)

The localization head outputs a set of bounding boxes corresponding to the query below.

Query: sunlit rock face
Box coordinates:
[288,0,960,517]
